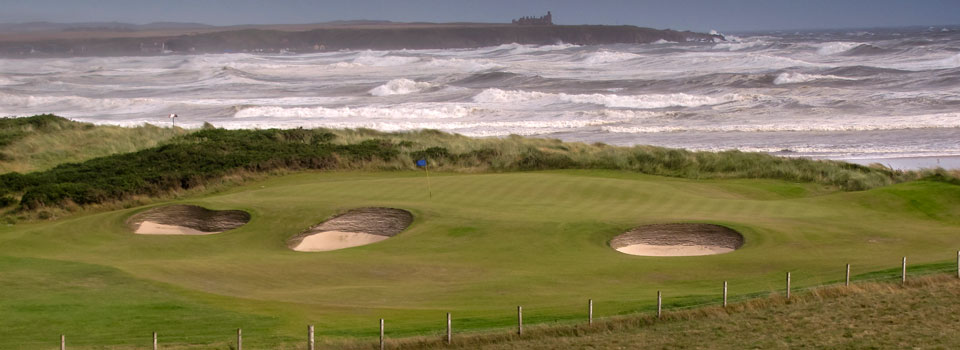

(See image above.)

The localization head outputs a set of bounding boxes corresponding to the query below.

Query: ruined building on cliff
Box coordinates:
[512,11,553,25]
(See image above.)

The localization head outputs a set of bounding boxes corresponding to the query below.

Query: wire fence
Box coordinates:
[12,251,960,350]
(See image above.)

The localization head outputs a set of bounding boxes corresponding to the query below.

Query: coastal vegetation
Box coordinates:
[3,114,950,216]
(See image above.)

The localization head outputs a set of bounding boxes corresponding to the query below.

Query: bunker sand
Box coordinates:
[290,207,412,252]
[127,204,250,235]
[611,223,743,257]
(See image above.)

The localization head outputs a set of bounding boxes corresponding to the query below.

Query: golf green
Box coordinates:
[1,170,958,348]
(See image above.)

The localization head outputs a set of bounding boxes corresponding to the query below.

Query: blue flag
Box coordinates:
[416,159,427,167]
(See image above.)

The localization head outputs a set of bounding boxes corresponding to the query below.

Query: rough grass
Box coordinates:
[0,115,186,173]
[379,274,960,350]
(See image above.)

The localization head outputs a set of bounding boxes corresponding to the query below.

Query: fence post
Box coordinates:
[902,256,907,286]
[588,299,593,325]
[517,306,523,336]
[845,264,851,286]
[786,272,791,300]
[656,290,662,319]
[723,281,728,308]
[153,331,158,350]
[308,325,314,350]
[446,313,452,345]
[237,328,242,350]
[379,319,384,350]
[60,334,65,350]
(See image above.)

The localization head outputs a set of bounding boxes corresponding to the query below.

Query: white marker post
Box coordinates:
[446,313,452,345]
[846,264,851,286]
[656,291,662,319]
[723,281,728,308]
[786,272,791,300]
[308,325,314,350]
[517,306,523,336]
[901,256,907,286]
[588,299,593,325]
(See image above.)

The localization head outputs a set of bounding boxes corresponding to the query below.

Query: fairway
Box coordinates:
[1,170,958,349]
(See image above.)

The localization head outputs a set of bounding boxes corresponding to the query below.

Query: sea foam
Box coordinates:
[369,79,433,96]
[472,89,741,109]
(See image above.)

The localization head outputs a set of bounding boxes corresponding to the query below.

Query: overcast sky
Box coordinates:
[1,0,958,32]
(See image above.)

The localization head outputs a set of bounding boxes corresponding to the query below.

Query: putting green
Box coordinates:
[1,170,958,348]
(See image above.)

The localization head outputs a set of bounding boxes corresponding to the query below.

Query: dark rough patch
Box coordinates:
[126,204,250,233]
[610,223,744,249]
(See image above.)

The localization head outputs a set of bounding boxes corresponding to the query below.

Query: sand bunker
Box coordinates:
[127,205,250,235]
[610,224,743,257]
[290,208,412,252]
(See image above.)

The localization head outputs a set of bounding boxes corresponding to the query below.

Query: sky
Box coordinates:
[0,0,958,32]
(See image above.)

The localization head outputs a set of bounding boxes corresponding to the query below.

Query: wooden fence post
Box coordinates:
[901,256,907,286]
[588,299,593,325]
[379,319,384,350]
[517,306,523,336]
[722,281,728,308]
[237,328,242,350]
[60,334,65,350]
[153,331,157,350]
[656,291,662,319]
[308,325,314,350]
[446,313,452,345]
[845,264,851,286]
[786,272,791,300]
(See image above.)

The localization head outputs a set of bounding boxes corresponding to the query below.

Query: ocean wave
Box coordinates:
[422,57,502,71]
[233,105,479,119]
[773,72,858,85]
[816,42,865,55]
[369,79,433,96]
[713,40,767,51]
[472,88,743,109]
[0,92,164,114]
[479,43,579,55]
[602,112,960,133]
[580,50,641,64]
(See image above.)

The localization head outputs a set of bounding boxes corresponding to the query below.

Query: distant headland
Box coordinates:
[0,14,722,57]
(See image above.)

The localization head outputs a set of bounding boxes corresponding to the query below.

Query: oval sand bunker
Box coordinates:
[290,208,413,252]
[128,205,250,235]
[610,224,743,257]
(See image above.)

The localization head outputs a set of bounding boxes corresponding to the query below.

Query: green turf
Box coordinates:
[1,170,958,349]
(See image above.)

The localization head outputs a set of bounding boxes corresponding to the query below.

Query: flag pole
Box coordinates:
[425,162,432,199]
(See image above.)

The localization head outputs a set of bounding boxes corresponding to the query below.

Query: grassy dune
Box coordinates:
[0,115,185,174]
[1,170,958,349]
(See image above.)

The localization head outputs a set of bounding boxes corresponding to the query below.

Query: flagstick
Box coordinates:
[425,163,432,199]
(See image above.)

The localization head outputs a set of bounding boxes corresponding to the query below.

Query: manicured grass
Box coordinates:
[0,170,958,349]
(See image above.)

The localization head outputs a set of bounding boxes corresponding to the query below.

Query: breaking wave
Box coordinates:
[773,72,857,85]
[369,79,433,96]
[472,88,743,109]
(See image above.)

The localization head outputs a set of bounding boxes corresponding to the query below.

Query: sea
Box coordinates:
[1,27,959,168]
